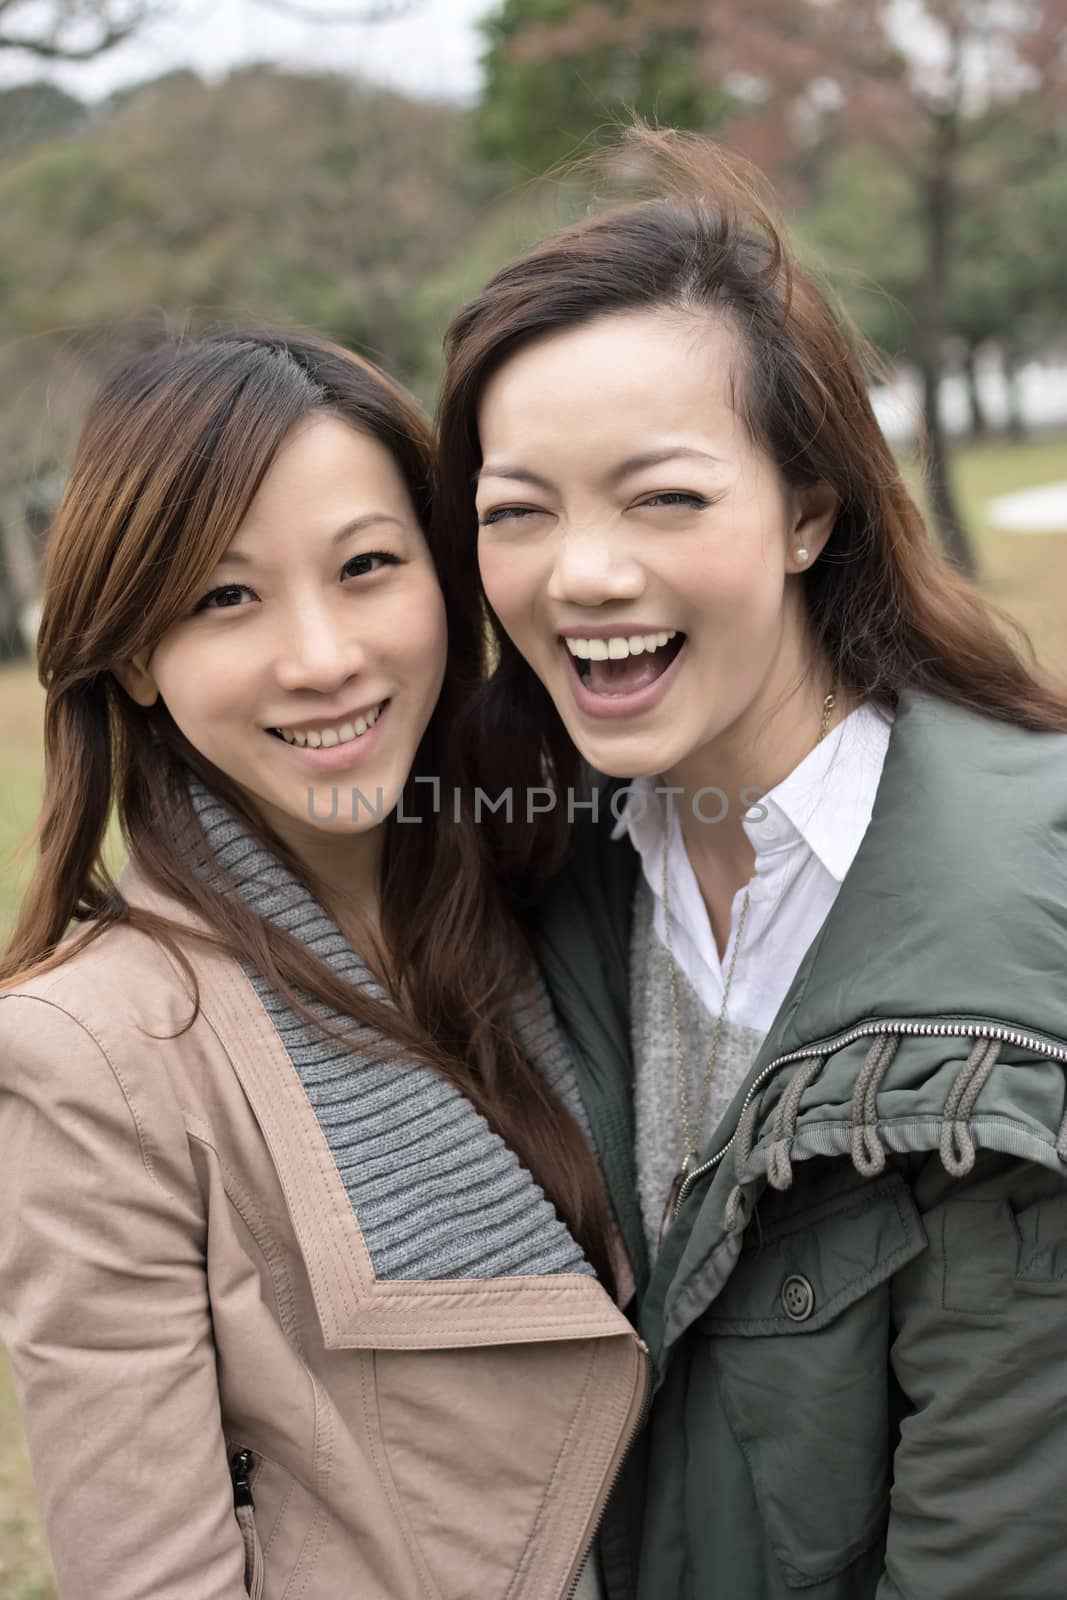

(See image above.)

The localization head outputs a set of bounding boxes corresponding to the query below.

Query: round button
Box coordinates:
[758,818,779,843]
[781,1274,815,1322]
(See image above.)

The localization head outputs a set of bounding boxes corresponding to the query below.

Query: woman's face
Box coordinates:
[120,414,447,858]
[475,308,834,782]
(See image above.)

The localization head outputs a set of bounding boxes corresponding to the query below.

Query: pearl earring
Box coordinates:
[795,546,810,564]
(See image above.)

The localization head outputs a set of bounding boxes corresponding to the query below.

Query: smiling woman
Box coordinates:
[436,128,1067,1600]
[0,330,640,1600]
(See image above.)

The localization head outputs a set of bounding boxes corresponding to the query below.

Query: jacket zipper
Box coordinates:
[562,1335,651,1600]
[676,1016,1067,1215]
[231,1447,256,1509]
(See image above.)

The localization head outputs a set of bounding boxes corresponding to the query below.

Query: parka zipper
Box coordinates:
[676,1016,1067,1215]
[562,1335,651,1600]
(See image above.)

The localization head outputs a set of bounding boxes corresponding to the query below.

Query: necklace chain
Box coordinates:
[658,689,836,1245]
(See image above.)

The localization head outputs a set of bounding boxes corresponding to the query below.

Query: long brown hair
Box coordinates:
[2,328,615,1286]
[436,128,1067,880]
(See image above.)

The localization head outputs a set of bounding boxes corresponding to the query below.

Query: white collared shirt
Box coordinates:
[612,702,894,1032]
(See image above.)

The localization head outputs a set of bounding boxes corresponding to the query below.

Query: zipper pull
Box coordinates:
[230,1448,255,1510]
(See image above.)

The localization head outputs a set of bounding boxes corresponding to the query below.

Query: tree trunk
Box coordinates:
[963,343,990,439]
[918,110,977,577]
[1002,344,1028,442]
[0,485,42,657]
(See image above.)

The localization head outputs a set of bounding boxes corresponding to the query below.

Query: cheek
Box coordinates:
[684,515,788,619]
[391,573,448,691]
[150,634,253,735]
[477,537,534,635]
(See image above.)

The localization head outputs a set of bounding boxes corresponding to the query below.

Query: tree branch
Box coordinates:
[0,1,153,60]
[0,21,139,58]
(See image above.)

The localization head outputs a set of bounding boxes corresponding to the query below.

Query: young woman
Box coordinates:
[0,330,647,1600]
[435,132,1067,1598]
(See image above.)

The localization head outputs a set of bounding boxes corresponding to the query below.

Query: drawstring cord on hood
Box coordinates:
[850,1034,901,1177]
[766,1055,827,1191]
[940,1037,1002,1175]
[722,1031,1024,1232]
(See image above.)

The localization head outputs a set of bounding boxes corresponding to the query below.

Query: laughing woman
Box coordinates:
[435,133,1067,1598]
[0,331,646,1600]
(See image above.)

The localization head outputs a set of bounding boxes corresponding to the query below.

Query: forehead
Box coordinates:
[242,413,415,533]
[478,308,744,459]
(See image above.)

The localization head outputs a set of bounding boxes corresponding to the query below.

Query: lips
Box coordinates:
[559,634,689,721]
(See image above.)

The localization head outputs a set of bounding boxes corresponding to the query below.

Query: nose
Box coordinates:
[546,526,645,608]
[273,597,365,695]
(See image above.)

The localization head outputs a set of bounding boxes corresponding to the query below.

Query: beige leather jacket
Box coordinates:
[0,865,647,1600]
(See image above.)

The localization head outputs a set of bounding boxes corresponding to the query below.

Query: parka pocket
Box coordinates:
[692,1173,926,1589]
[230,1447,265,1600]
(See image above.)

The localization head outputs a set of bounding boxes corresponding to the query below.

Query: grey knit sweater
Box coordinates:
[631,877,766,1259]
[187,779,595,1285]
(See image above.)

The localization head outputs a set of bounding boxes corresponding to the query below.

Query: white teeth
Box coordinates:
[564,629,678,661]
[275,703,384,747]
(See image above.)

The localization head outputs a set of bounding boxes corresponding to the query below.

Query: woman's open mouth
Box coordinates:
[559,629,687,719]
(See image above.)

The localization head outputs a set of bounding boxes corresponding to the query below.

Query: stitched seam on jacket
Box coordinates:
[1,992,175,1201]
[226,968,360,1330]
[283,1372,334,1600]
[505,1340,602,1600]
[359,1353,440,1600]
[186,1123,303,1353]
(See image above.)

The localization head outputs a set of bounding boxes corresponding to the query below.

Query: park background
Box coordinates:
[0,2,1065,1592]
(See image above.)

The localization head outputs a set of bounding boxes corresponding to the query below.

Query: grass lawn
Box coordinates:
[0,429,1064,1595]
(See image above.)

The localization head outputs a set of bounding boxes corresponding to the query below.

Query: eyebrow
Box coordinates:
[216,513,405,566]
[476,447,724,491]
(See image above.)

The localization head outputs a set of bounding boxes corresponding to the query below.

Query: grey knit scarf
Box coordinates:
[187,778,593,1283]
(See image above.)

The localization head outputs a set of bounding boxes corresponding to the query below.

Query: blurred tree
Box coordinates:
[0,64,482,403]
[0,66,485,644]
[803,109,1067,444]
[0,80,86,153]
[481,0,1067,574]
[477,0,730,171]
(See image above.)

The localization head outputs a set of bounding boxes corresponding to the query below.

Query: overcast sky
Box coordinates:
[0,0,494,102]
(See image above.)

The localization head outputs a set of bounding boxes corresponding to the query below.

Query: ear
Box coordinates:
[112,654,160,707]
[785,482,838,575]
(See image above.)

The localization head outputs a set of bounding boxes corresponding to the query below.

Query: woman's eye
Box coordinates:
[342,551,399,579]
[194,583,255,613]
[639,491,709,510]
[478,506,539,527]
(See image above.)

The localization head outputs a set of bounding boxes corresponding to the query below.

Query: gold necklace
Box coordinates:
[657,689,836,1246]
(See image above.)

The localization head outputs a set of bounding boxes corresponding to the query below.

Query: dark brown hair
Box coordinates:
[436,128,1067,880]
[2,328,615,1286]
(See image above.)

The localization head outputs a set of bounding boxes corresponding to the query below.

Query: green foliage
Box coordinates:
[953,114,1067,353]
[0,67,483,394]
[798,118,1067,366]
[799,148,923,359]
[475,0,730,172]
[0,82,86,159]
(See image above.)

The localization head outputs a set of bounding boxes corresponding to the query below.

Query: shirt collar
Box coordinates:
[610,701,893,884]
[751,701,893,881]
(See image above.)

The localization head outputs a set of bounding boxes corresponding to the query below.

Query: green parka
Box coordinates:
[532,692,1067,1600]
